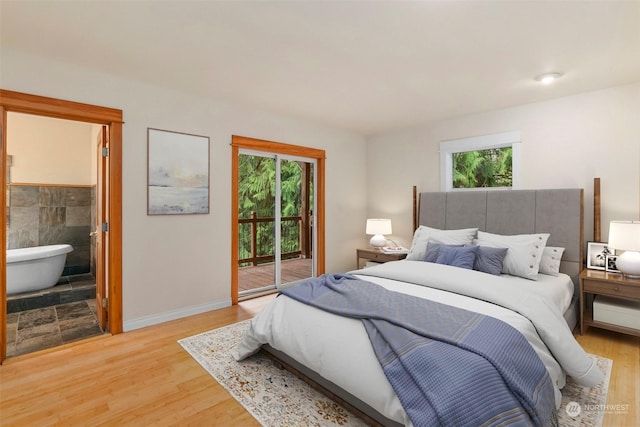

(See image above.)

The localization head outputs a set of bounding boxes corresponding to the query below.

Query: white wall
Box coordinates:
[367,83,640,247]
[5,46,638,330]
[1,49,367,329]
[7,112,95,185]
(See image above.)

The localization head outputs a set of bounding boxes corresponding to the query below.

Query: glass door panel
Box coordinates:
[278,159,314,289]
[238,153,276,297]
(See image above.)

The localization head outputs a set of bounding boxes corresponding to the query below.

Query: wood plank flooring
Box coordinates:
[575,327,640,427]
[0,296,274,426]
[1,295,638,426]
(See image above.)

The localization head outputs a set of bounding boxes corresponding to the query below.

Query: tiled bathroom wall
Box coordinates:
[7,184,95,275]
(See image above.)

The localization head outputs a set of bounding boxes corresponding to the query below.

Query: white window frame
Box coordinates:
[439,131,522,192]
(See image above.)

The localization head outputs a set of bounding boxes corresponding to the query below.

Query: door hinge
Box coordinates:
[102,297,108,309]
[102,222,109,232]
[102,147,109,157]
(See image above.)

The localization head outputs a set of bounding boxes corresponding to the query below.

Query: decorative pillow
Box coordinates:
[539,246,565,276]
[476,231,550,280]
[473,246,509,275]
[406,226,478,261]
[435,245,479,269]
[424,242,463,262]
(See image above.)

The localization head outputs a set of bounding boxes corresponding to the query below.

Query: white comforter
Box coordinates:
[235,261,604,426]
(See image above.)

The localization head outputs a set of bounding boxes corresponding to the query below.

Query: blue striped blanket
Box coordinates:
[281,274,556,427]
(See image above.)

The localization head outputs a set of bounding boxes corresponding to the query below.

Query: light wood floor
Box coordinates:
[1,295,638,427]
[574,328,639,427]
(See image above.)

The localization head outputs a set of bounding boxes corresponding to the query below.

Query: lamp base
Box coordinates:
[369,234,387,248]
[615,251,640,278]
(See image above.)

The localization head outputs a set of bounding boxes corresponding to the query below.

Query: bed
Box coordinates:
[235,188,605,426]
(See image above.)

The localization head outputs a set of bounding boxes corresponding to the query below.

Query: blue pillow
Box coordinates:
[424,242,463,263]
[435,245,479,269]
[473,246,508,275]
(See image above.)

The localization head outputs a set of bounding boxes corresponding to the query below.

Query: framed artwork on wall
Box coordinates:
[586,241,614,270]
[147,128,210,215]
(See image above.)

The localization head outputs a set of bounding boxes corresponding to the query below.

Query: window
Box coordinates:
[440,131,521,191]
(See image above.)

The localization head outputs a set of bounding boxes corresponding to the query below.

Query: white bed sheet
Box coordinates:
[235,267,571,426]
[514,271,574,315]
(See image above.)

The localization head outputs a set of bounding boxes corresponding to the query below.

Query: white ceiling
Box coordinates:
[2,1,639,136]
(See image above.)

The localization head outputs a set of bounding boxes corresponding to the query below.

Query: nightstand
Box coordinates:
[579,269,640,336]
[356,248,407,269]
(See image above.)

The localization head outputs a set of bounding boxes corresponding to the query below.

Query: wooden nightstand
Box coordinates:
[579,269,640,336]
[356,248,407,269]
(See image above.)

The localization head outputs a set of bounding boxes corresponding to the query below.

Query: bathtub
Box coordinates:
[6,244,74,295]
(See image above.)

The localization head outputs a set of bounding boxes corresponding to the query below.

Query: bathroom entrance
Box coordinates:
[4,114,105,357]
[0,90,123,362]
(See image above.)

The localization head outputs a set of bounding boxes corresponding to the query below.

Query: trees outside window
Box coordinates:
[440,131,521,191]
[452,147,512,189]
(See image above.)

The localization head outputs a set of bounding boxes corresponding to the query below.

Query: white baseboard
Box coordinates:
[123,298,231,332]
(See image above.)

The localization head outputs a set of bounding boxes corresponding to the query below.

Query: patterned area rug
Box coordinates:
[178,320,612,427]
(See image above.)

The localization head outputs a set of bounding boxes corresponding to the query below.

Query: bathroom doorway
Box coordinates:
[5,113,103,357]
[0,90,123,363]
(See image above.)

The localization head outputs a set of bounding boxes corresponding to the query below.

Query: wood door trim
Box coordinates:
[232,135,326,159]
[8,183,96,188]
[231,136,326,305]
[0,105,6,363]
[0,90,123,363]
[0,90,122,123]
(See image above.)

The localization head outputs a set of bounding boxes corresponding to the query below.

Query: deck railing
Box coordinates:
[238,211,312,266]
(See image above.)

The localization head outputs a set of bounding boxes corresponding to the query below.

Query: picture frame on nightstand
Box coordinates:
[586,241,614,270]
[605,254,620,273]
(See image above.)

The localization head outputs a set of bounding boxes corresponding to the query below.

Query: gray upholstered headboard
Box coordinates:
[417,189,584,294]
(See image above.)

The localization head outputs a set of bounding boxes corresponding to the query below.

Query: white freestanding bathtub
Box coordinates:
[6,244,74,295]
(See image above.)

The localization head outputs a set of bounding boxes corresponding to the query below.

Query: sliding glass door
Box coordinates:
[237,150,316,300]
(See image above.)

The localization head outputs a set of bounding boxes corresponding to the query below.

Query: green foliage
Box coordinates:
[452,147,512,188]
[238,155,313,263]
[280,159,303,218]
[238,155,275,218]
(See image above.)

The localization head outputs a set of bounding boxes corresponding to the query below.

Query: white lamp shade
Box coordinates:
[366,218,392,247]
[366,219,392,235]
[608,221,640,252]
[608,221,640,277]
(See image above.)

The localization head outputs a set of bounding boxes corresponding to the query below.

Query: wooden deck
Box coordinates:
[238,257,313,293]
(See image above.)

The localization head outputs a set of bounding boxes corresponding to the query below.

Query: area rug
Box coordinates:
[178,320,612,427]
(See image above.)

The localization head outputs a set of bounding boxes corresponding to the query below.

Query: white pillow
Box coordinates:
[476,231,550,280]
[406,226,478,261]
[539,246,565,276]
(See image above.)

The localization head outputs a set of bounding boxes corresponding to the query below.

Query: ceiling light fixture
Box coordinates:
[535,73,563,85]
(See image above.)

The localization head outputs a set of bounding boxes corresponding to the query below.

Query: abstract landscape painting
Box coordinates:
[148,128,210,215]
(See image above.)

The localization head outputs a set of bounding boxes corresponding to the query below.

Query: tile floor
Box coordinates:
[6,299,104,358]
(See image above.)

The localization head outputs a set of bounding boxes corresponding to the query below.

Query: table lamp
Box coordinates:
[366,219,392,248]
[608,220,640,278]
